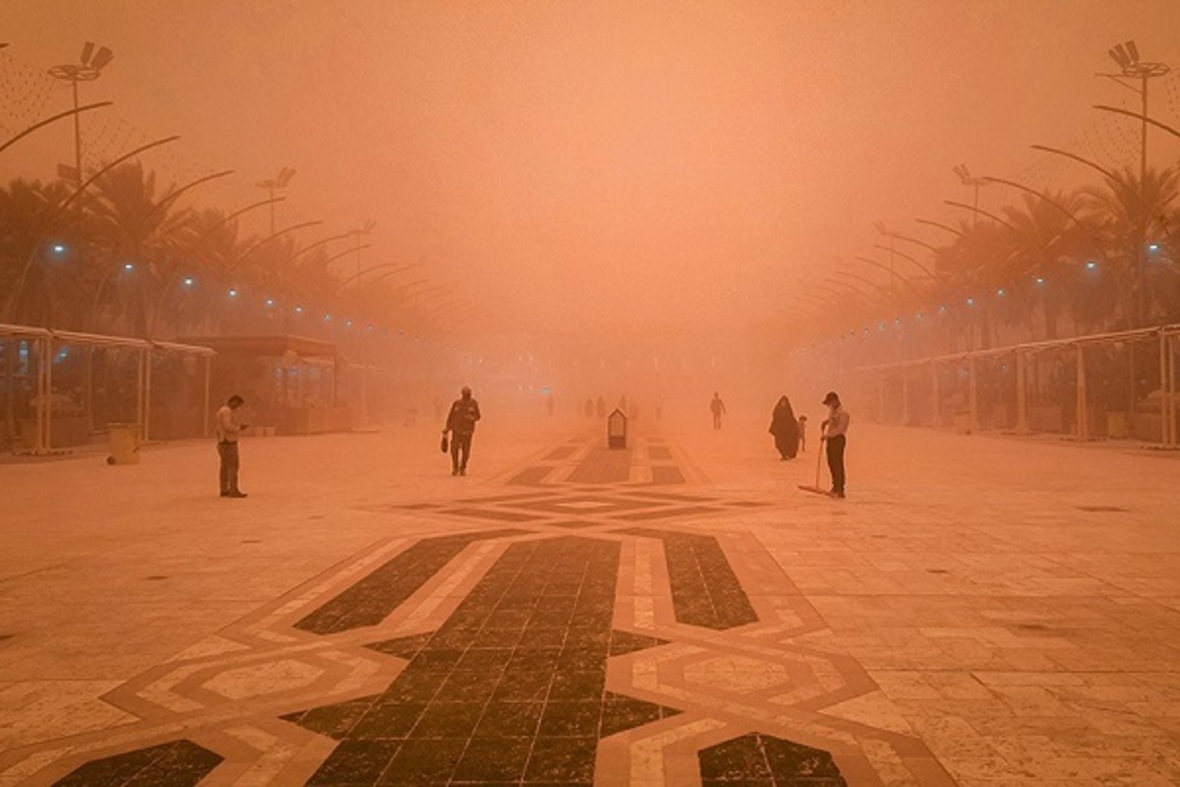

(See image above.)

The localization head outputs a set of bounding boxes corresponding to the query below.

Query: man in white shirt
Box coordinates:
[215,394,248,498]
[820,391,851,498]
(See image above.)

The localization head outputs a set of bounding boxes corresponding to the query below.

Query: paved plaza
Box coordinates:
[0,412,1178,786]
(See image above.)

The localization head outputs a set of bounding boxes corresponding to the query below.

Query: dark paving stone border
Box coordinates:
[617,528,759,630]
[52,739,223,787]
[287,535,684,785]
[293,529,527,635]
[699,731,847,786]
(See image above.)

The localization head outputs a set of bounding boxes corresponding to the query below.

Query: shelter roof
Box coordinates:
[176,334,338,358]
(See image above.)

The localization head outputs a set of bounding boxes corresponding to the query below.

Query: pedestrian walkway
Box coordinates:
[0,416,1178,785]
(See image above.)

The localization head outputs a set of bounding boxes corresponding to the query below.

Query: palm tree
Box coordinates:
[1083,166,1179,328]
[998,189,1100,340]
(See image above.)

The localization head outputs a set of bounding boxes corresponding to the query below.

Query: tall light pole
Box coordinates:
[48,41,114,185]
[952,164,989,229]
[255,166,296,235]
[350,219,376,280]
[1101,40,1170,194]
[1098,40,1170,326]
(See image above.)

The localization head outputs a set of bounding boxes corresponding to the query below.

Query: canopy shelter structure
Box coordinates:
[177,335,353,435]
[857,324,1179,448]
[1,324,215,454]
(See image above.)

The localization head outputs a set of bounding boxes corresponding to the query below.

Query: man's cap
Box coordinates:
[461,386,472,395]
[228,394,244,405]
[822,391,839,405]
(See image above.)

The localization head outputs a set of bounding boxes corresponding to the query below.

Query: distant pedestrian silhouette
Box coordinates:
[443,386,481,476]
[595,396,606,418]
[710,392,726,430]
[768,396,800,459]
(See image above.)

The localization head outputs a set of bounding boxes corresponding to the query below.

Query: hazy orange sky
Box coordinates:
[3,1,1179,342]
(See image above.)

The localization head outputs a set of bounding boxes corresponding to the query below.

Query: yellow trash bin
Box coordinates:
[107,423,141,465]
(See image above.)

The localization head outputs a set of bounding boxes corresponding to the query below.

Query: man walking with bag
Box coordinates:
[443,386,481,476]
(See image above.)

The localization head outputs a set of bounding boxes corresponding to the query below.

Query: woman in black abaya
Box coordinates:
[769,395,800,459]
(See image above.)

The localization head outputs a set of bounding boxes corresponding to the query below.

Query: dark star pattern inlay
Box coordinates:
[52,739,223,787]
[284,535,682,785]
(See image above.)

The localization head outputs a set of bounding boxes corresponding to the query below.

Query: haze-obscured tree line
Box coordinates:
[0,162,423,345]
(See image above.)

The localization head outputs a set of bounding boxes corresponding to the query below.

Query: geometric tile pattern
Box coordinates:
[51,739,223,787]
[567,447,633,483]
[292,528,527,634]
[698,731,848,786]
[14,433,952,786]
[285,535,683,785]
[618,527,760,630]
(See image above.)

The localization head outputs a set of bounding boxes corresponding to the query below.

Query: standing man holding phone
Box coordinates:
[216,394,248,498]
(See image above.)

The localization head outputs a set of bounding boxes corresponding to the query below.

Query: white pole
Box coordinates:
[1076,344,1088,441]
[202,355,211,438]
[143,349,153,442]
[931,361,939,427]
[1016,350,1029,434]
[968,356,978,433]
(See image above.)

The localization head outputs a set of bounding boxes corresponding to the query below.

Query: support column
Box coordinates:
[1167,334,1176,449]
[35,338,49,452]
[1015,350,1029,434]
[202,355,211,439]
[47,338,58,451]
[1076,344,1088,441]
[143,349,153,443]
[135,349,145,430]
[1160,330,1171,446]
[877,370,885,424]
[931,361,940,427]
[901,368,909,426]
[968,356,978,433]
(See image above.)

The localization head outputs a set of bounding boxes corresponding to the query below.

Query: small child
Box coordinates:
[797,415,808,452]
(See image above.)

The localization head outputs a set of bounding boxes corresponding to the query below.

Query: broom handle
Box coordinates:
[814,422,830,488]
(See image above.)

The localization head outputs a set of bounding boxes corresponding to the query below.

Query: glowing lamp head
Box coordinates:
[182,277,195,286]
[228,288,237,298]
[123,262,134,271]
[1086,261,1098,271]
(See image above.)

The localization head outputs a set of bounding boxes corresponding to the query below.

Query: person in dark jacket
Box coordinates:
[443,386,482,476]
[768,395,800,459]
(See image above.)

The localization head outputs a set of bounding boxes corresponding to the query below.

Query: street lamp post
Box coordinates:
[952,164,990,229]
[1096,41,1171,326]
[350,219,376,280]
[48,41,114,185]
[255,166,296,235]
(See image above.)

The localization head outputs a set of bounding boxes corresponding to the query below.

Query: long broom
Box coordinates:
[798,424,830,495]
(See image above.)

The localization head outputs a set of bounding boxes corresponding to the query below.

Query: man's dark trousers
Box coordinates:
[218,441,240,494]
[826,434,846,496]
[450,431,473,473]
